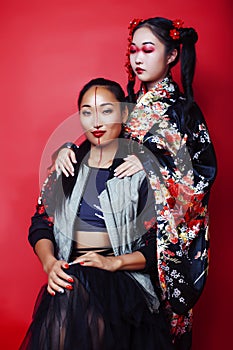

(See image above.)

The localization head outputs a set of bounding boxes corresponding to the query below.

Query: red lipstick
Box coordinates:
[135,68,145,74]
[92,130,106,138]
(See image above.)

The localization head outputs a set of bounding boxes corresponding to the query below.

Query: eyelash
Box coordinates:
[103,109,113,115]
[81,109,113,116]
[129,46,155,54]
[82,110,92,116]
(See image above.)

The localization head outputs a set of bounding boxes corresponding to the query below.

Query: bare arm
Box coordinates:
[72,251,146,272]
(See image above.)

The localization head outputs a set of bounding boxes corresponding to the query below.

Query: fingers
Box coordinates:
[114,155,143,178]
[55,149,76,177]
[47,260,74,296]
[74,252,100,266]
[74,252,117,271]
[70,151,77,164]
[57,162,72,177]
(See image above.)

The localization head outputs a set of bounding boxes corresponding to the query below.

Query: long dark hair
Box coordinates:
[127,17,198,113]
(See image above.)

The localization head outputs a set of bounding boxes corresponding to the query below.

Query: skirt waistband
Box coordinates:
[70,247,114,259]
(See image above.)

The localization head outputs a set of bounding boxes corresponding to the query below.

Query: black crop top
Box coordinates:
[75,167,109,232]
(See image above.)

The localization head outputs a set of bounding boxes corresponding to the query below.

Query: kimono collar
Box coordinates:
[138,76,178,104]
[125,76,179,142]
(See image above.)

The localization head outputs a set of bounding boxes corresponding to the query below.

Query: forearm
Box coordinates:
[114,251,146,271]
[34,239,57,274]
[73,249,147,272]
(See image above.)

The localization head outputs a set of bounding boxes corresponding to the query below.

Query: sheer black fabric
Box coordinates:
[19,264,174,350]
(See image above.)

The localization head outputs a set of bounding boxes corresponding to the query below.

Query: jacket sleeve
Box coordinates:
[28,171,58,249]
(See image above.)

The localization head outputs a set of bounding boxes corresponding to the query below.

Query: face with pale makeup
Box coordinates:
[130,27,177,90]
[79,86,128,147]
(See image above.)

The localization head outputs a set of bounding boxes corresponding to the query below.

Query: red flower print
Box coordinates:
[168,181,179,198]
[144,217,156,230]
[167,196,176,209]
[37,204,45,215]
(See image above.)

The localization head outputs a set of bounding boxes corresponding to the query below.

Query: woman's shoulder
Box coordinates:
[167,97,207,134]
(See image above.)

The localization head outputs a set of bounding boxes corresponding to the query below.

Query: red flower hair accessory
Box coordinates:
[173,19,184,29]
[170,19,184,40]
[125,18,143,81]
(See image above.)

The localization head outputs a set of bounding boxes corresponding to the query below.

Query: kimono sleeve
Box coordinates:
[136,103,217,314]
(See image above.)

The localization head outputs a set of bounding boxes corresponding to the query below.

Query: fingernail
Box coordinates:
[79,262,85,265]
[66,285,73,290]
[64,263,69,269]
[51,291,55,296]
[58,288,65,294]
[68,277,74,283]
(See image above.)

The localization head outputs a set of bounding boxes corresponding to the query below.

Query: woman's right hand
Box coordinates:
[55,148,77,177]
[44,258,74,295]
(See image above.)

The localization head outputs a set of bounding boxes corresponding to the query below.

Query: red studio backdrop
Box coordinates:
[0,0,232,349]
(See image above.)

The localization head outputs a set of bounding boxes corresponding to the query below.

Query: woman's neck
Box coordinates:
[88,139,118,168]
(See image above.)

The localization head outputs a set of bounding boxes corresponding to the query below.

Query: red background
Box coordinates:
[0,0,232,348]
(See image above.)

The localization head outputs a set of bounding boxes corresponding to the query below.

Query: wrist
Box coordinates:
[113,256,123,271]
[62,142,78,152]
[43,256,57,274]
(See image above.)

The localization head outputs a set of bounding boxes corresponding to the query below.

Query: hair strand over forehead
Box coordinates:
[77,78,125,110]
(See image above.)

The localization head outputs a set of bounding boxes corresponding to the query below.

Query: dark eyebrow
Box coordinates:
[81,104,91,108]
[100,103,114,107]
[131,41,155,46]
[81,102,114,109]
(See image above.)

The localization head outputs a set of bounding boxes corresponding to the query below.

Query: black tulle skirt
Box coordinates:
[19,263,174,350]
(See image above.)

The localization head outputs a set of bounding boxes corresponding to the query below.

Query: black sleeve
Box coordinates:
[28,199,55,249]
[28,171,58,250]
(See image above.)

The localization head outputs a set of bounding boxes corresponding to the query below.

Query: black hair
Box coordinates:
[77,77,126,111]
[127,17,198,113]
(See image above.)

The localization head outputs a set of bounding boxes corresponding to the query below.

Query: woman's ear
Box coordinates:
[167,49,178,64]
[121,105,129,123]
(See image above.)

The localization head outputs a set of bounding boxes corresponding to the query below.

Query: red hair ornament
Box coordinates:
[170,19,184,40]
[125,18,143,81]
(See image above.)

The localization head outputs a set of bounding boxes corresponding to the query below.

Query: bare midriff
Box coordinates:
[73,231,112,252]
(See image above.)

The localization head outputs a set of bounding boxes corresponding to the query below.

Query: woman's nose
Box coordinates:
[92,112,103,129]
[135,52,143,64]
[93,123,103,129]
[93,110,100,128]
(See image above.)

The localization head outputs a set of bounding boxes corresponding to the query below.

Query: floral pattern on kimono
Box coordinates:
[124,76,217,340]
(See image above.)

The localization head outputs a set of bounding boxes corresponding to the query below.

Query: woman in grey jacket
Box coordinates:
[19,78,174,350]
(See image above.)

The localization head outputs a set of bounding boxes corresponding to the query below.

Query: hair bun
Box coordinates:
[180,27,198,45]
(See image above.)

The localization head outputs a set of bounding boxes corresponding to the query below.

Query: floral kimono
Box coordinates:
[124,76,217,344]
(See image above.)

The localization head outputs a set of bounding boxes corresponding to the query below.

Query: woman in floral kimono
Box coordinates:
[53,17,217,350]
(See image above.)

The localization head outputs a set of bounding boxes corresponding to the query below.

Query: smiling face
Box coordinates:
[80,86,127,147]
[130,27,176,90]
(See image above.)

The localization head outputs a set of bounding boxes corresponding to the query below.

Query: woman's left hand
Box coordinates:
[114,155,143,178]
[73,252,121,272]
